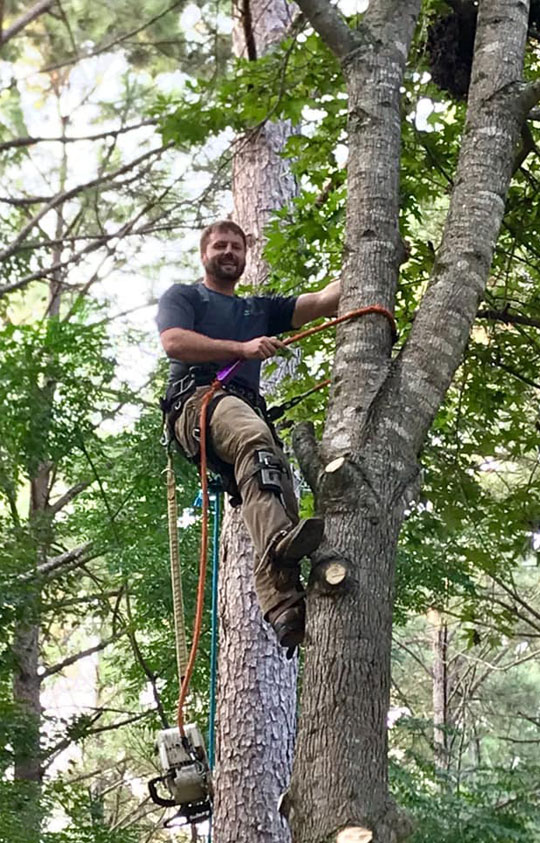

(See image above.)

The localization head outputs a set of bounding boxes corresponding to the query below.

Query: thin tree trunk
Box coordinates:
[12,111,69,839]
[428,609,449,774]
[213,2,299,841]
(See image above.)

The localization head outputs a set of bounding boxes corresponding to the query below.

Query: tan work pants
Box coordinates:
[175,387,304,617]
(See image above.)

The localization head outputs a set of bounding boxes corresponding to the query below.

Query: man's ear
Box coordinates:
[245,233,256,250]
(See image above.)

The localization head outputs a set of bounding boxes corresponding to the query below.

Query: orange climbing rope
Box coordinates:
[176,304,396,733]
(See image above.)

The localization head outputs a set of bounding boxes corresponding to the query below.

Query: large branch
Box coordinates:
[292,0,358,60]
[0,0,56,46]
[381,0,533,457]
[17,541,93,583]
[321,0,421,460]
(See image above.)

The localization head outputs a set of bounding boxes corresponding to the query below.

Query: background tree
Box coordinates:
[213,1,300,841]
[0,0,232,839]
[154,0,540,838]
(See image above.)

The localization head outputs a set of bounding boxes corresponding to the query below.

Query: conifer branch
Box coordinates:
[34,0,185,76]
[0,143,172,264]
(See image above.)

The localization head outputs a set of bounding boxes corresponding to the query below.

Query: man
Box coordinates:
[158,220,340,655]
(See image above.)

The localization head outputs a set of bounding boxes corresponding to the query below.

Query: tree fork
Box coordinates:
[287,0,422,840]
[287,0,533,841]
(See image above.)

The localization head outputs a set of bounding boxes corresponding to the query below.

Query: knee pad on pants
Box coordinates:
[253,449,284,496]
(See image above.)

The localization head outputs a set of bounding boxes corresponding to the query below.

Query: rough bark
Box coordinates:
[286,1,531,842]
[288,3,421,841]
[212,1,299,841]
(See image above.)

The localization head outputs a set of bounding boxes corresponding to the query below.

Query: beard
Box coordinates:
[204,253,245,283]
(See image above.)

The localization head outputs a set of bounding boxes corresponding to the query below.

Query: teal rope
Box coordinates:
[208,489,221,769]
[207,490,221,843]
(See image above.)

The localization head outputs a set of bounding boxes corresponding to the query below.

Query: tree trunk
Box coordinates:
[12,119,68,839]
[428,609,449,774]
[212,2,299,841]
[287,1,534,841]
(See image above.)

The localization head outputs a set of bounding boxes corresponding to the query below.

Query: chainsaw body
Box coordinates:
[148,724,212,825]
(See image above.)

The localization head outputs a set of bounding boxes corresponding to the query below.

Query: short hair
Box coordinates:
[200,220,247,254]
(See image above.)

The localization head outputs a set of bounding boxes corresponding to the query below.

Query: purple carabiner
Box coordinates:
[216,359,243,385]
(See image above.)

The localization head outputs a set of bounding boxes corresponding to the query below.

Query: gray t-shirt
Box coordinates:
[157,282,297,393]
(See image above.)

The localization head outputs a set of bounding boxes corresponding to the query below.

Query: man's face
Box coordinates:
[202,229,246,284]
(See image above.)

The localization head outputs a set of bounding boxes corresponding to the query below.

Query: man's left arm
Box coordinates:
[291,279,340,329]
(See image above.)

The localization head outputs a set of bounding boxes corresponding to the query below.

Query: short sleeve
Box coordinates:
[156,285,196,333]
[260,295,297,336]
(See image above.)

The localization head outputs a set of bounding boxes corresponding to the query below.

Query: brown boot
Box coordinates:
[269,600,305,659]
[272,518,324,568]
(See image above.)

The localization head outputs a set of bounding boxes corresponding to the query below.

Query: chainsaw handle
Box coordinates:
[148,775,177,808]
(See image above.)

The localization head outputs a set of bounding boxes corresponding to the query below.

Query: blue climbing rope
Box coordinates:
[207,487,221,843]
[208,488,221,770]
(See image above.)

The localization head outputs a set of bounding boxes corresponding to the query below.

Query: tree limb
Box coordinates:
[0,119,157,153]
[17,541,94,583]
[0,142,172,263]
[513,122,539,173]
[476,308,540,331]
[493,359,540,391]
[40,632,124,680]
[52,590,122,610]
[0,0,56,46]
[386,0,532,457]
[124,588,170,729]
[490,573,540,626]
[47,480,92,516]
[522,78,540,113]
[34,0,184,76]
[292,421,322,494]
[292,0,358,61]
[0,155,181,299]
[43,709,152,764]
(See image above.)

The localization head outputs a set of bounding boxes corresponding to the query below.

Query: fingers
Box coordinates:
[258,336,284,359]
[242,336,286,359]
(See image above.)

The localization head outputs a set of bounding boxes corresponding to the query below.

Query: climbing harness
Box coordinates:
[149,304,396,826]
[175,304,396,726]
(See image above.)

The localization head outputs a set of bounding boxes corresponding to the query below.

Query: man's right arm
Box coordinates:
[160,328,285,362]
